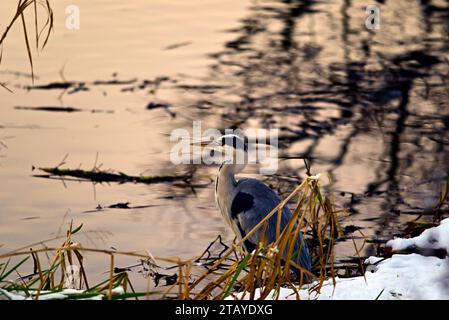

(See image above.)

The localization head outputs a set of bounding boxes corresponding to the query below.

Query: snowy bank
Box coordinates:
[0,286,123,301]
[229,218,449,300]
[387,219,449,255]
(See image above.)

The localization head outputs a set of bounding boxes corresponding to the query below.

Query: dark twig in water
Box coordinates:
[114,257,180,287]
[34,160,213,190]
[195,235,229,263]
[0,140,8,150]
[36,166,192,185]
[0,82,13,93]
[14,106,114,114]
[193,235,238,272]
[24,76,173,95]
[83,202,157,213]
[92,78,137,86]
[164,41,192,51]
[146,102,176,118]
[304,159,311,177]
[26,81,86,91]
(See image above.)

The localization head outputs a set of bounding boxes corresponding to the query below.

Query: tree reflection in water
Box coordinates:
[177,0,449,259]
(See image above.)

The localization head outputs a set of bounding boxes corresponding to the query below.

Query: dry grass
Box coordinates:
[0,0,54,90]
[189,173,342,300]
[0,222,194,300]
[0,174,342,300]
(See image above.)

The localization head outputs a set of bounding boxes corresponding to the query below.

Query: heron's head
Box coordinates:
[194,134,249,172]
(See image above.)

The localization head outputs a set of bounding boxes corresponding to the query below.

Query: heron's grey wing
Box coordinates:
[231,179,311,271]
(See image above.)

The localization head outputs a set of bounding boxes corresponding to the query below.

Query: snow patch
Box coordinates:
[0,286,126,300]
[387,218,449,253]
[228,218,449,300]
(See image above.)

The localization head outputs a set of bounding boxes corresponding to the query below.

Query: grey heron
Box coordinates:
[197,134,312,278]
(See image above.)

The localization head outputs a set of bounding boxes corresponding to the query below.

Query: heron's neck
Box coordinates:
[215,163,238,221]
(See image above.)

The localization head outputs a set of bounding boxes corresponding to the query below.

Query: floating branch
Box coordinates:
[25,81,88,93]
[82,202,157,213]
[24,76,172,94]
[14,106,114,114]
[36,167,189,185]
[34,166,213,189]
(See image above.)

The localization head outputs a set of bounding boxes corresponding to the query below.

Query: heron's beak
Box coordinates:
[191,140,226,154]
[190,141,211,147]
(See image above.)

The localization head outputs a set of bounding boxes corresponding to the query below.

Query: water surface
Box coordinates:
[1,0,449,287]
